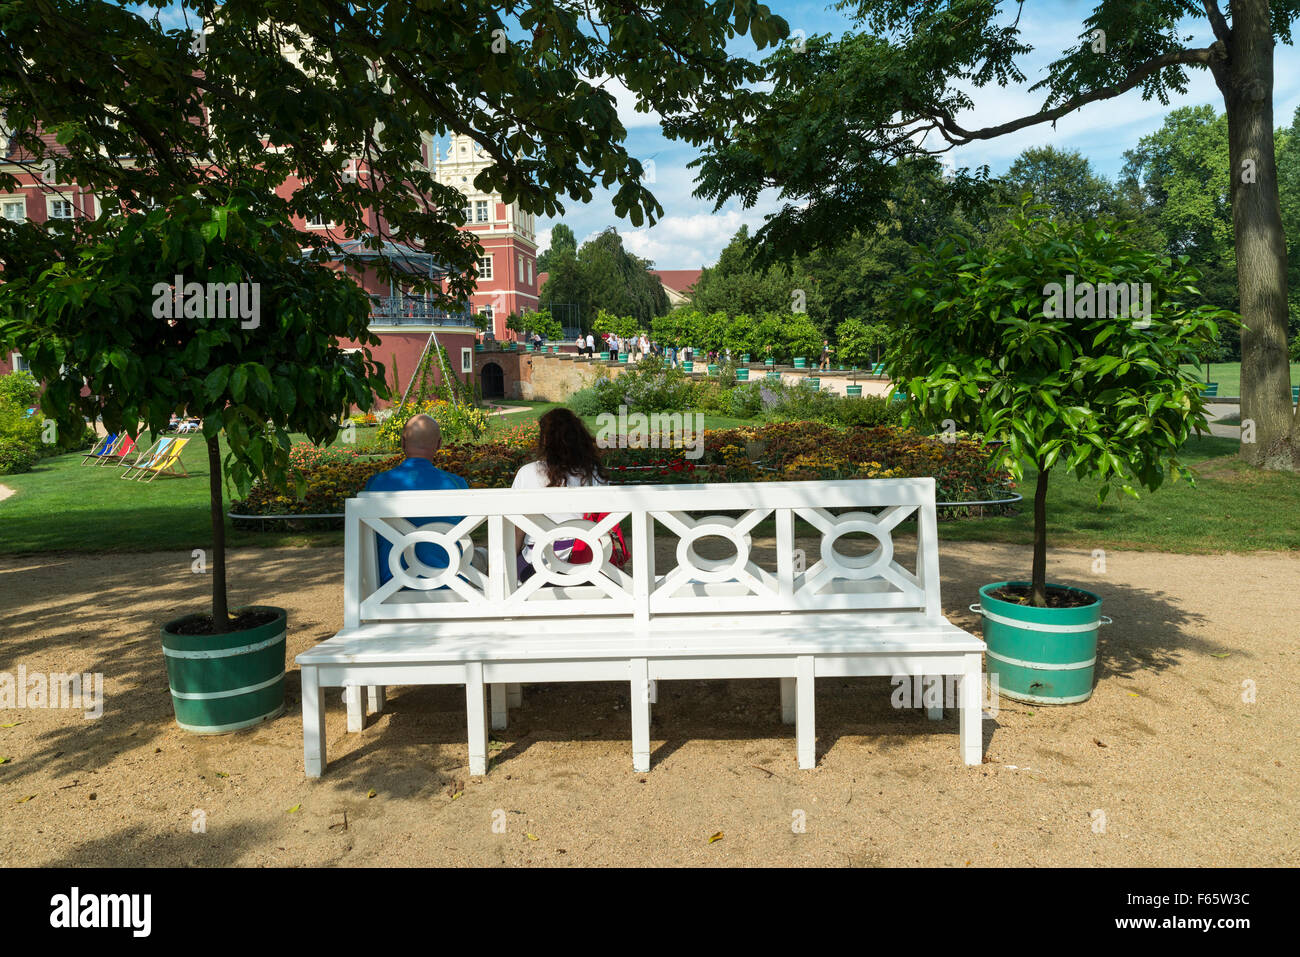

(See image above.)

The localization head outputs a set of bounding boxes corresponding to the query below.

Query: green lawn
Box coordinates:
[937,435,1300,553]
[1180,361,1300,399]
[3,423,1297,556]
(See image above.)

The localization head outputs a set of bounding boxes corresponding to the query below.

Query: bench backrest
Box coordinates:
[344,478,944,628]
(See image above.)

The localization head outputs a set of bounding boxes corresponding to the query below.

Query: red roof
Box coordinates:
[651,269,702,293]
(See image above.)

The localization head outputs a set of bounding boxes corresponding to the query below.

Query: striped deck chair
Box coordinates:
[99,434,137,466]
[134,437,190,482]
[81,433,118,465]
[120,436,173,479]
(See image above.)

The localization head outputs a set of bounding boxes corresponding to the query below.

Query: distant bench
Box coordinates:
[297,478,986,776]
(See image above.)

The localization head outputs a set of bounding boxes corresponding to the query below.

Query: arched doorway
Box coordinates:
[481,361,505,398]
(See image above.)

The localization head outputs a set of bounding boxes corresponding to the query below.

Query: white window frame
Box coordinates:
[10,352,31,373]
[477,255,493,281]
[305,212,331,229]
[475,199,489,223]
[1,195,26,222]
[518,256,524,282]
[47,197,75,220]
[461,348,473,373]
[528,259,534,284]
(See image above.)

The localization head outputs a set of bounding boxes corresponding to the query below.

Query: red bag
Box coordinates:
[567,512,629,569]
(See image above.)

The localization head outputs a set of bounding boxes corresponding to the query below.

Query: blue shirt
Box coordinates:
[362,458,469,586]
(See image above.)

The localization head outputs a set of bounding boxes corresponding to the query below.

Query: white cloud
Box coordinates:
[620,209,758,269]
[587,75,664,131]
[535,226,552,255]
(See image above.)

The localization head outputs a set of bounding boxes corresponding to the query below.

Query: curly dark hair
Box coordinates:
[536,407,604,487]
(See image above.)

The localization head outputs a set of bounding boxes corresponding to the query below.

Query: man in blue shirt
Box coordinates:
[363,414,469,586]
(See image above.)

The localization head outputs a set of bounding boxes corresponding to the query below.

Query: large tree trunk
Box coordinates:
[1217,0,1298,469]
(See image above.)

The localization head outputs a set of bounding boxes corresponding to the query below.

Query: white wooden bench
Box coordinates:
[297,478,986,777]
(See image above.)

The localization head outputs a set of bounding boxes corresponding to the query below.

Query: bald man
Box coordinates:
[363,413,470,586]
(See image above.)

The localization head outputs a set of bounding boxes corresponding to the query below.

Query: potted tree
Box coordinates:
[890,205,1233,703]
[1,191,387,732]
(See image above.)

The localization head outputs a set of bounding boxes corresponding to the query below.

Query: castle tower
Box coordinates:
[433,134,540,340]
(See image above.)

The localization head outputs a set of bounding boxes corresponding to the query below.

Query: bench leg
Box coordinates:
[959,655,984,766]
[924,675,943,720]
[506,683,522,709]
[631,658,651,773]
[367,686,385,715]
[796,655,816,769]
[345,683,365,732]
[466,662,489,776]
[490,683,508,731]
[302,666,326,778]
[780,677,796,724]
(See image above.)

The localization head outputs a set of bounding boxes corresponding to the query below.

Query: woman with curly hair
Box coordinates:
[511,407,608,582]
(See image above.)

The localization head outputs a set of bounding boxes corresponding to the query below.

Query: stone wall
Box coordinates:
[470,350,896,403]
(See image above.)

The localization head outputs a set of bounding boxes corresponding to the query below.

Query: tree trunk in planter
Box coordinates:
[1213,0,1298,470]
[208,435,231,632]
[1031,464,1049,607]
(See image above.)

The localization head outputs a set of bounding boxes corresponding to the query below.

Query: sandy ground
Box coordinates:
[1,540,1297,867]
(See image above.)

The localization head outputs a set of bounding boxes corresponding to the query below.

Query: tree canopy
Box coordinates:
[678,0,1300,468]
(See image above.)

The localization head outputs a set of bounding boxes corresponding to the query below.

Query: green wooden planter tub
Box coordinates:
[161,606,287,733]
[972,583,1110,705]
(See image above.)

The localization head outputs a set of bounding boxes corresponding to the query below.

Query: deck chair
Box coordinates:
[120,436,173,479]
[134,437,190,482]
[99,434,137,466]
[81,433,118,465]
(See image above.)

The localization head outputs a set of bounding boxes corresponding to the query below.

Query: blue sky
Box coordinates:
[132,2,1300,270]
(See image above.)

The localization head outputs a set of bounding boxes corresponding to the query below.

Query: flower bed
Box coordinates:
[232,422,1012,518]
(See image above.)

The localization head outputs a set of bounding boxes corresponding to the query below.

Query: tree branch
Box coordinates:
[1202,1,1231,45]
[936,47,1222,143]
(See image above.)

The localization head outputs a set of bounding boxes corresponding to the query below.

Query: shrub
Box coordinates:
[0,436,39,474]
[234,420,1010,516]
[728,383,764,418]
[832,394,905,428]
[375,398,489,450]
[567,385,607,417]
[0,371,40,409]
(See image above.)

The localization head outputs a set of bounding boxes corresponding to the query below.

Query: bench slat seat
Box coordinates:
[297,478,987,777]
[300,617,983,664]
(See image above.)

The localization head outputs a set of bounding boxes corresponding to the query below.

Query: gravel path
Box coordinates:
[1,541,1297,866]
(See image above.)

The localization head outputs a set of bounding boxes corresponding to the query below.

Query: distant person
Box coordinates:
[363,414,469,586]
[511,408,608,583]
[606,333,618,362]
[575,334,585,354]
[586,332,596,356]
[819,340,832,371]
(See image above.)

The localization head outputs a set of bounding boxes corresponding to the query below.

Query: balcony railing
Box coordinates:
[368,295,477,327]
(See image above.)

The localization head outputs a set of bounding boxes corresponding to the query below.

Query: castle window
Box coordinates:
[477,255,493,280]
[475,200,489,223]
[47,198,75,219]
